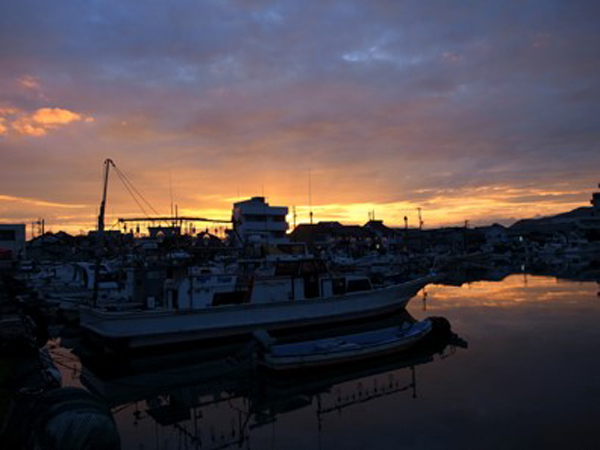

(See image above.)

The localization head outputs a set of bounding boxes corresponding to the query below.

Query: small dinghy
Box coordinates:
[255,319,435,371]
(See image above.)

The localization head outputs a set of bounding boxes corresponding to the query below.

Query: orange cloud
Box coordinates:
[0,107,18,116]
[2,107,93,137]
[32,107,82,125]
[11,119,47,136]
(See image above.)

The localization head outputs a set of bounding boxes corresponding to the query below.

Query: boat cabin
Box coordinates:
[250,258,372,303]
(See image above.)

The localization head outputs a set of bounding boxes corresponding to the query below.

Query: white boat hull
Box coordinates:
[80,277,432,348]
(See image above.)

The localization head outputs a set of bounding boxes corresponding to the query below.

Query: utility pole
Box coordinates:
[32,218,45,239]
[463,220,470,254]
[404,215,409,252]
[417,208,424,252]
[308,169,313,225]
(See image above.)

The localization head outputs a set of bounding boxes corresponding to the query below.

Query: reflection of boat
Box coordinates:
[76,312,414,405]
[79,341,256,408]
[254,331,464,425]
[72,314,466,450]
[255,318,443,371]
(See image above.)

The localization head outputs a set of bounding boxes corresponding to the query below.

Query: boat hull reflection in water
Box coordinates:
[76,313,464,450]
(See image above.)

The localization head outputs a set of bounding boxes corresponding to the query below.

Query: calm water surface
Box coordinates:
[53,275,600,450]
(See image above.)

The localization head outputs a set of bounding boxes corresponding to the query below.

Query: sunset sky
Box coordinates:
[1,0,598,234]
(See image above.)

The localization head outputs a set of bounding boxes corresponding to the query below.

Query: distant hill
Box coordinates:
[510,206,594,231]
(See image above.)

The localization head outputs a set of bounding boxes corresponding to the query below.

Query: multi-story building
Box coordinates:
[232,197,289,245]
[0,224,26,260]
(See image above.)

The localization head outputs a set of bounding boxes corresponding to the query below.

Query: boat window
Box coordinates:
[332,278,346,295]
[212,291,249,306]
[300,260,328,275]
[275,261,300,276]
[275,243,307,255]
[315,260,328,273]
[346,278,372,293]
[300,261,318,275]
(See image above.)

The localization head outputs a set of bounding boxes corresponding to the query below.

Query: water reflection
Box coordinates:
[73,320,465,450]
[426,274,600,309]
[46,271,600,449]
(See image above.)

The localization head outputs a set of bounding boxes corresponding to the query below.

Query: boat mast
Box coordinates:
[93,158,114,306]
[97,158,114,235]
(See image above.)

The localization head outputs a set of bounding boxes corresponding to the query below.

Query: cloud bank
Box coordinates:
[0,0,598,232]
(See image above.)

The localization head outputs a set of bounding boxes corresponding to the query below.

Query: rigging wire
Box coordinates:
[113,165,161,217]
[112,168,150,217]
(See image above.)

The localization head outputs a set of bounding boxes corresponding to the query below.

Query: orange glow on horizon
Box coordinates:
[35,195,585,236]
[0,181,592,236]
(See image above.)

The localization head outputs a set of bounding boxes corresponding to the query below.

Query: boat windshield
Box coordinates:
[274,259,328,277]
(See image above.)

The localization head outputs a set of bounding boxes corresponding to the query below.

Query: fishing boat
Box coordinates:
[256,318,437,371]
[79,264,434,349]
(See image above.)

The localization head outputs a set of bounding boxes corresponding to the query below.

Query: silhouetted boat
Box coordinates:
[79,274,433,349]
[256,318,437,370]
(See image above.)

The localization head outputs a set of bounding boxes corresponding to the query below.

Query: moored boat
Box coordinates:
[79,275,434,349]
[256,318,437,371]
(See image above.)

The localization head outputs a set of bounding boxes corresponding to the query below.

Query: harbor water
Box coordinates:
[51,274,600,450]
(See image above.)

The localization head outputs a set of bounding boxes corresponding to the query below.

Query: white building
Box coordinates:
[0,224,26,260]
[232,197,289,245]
